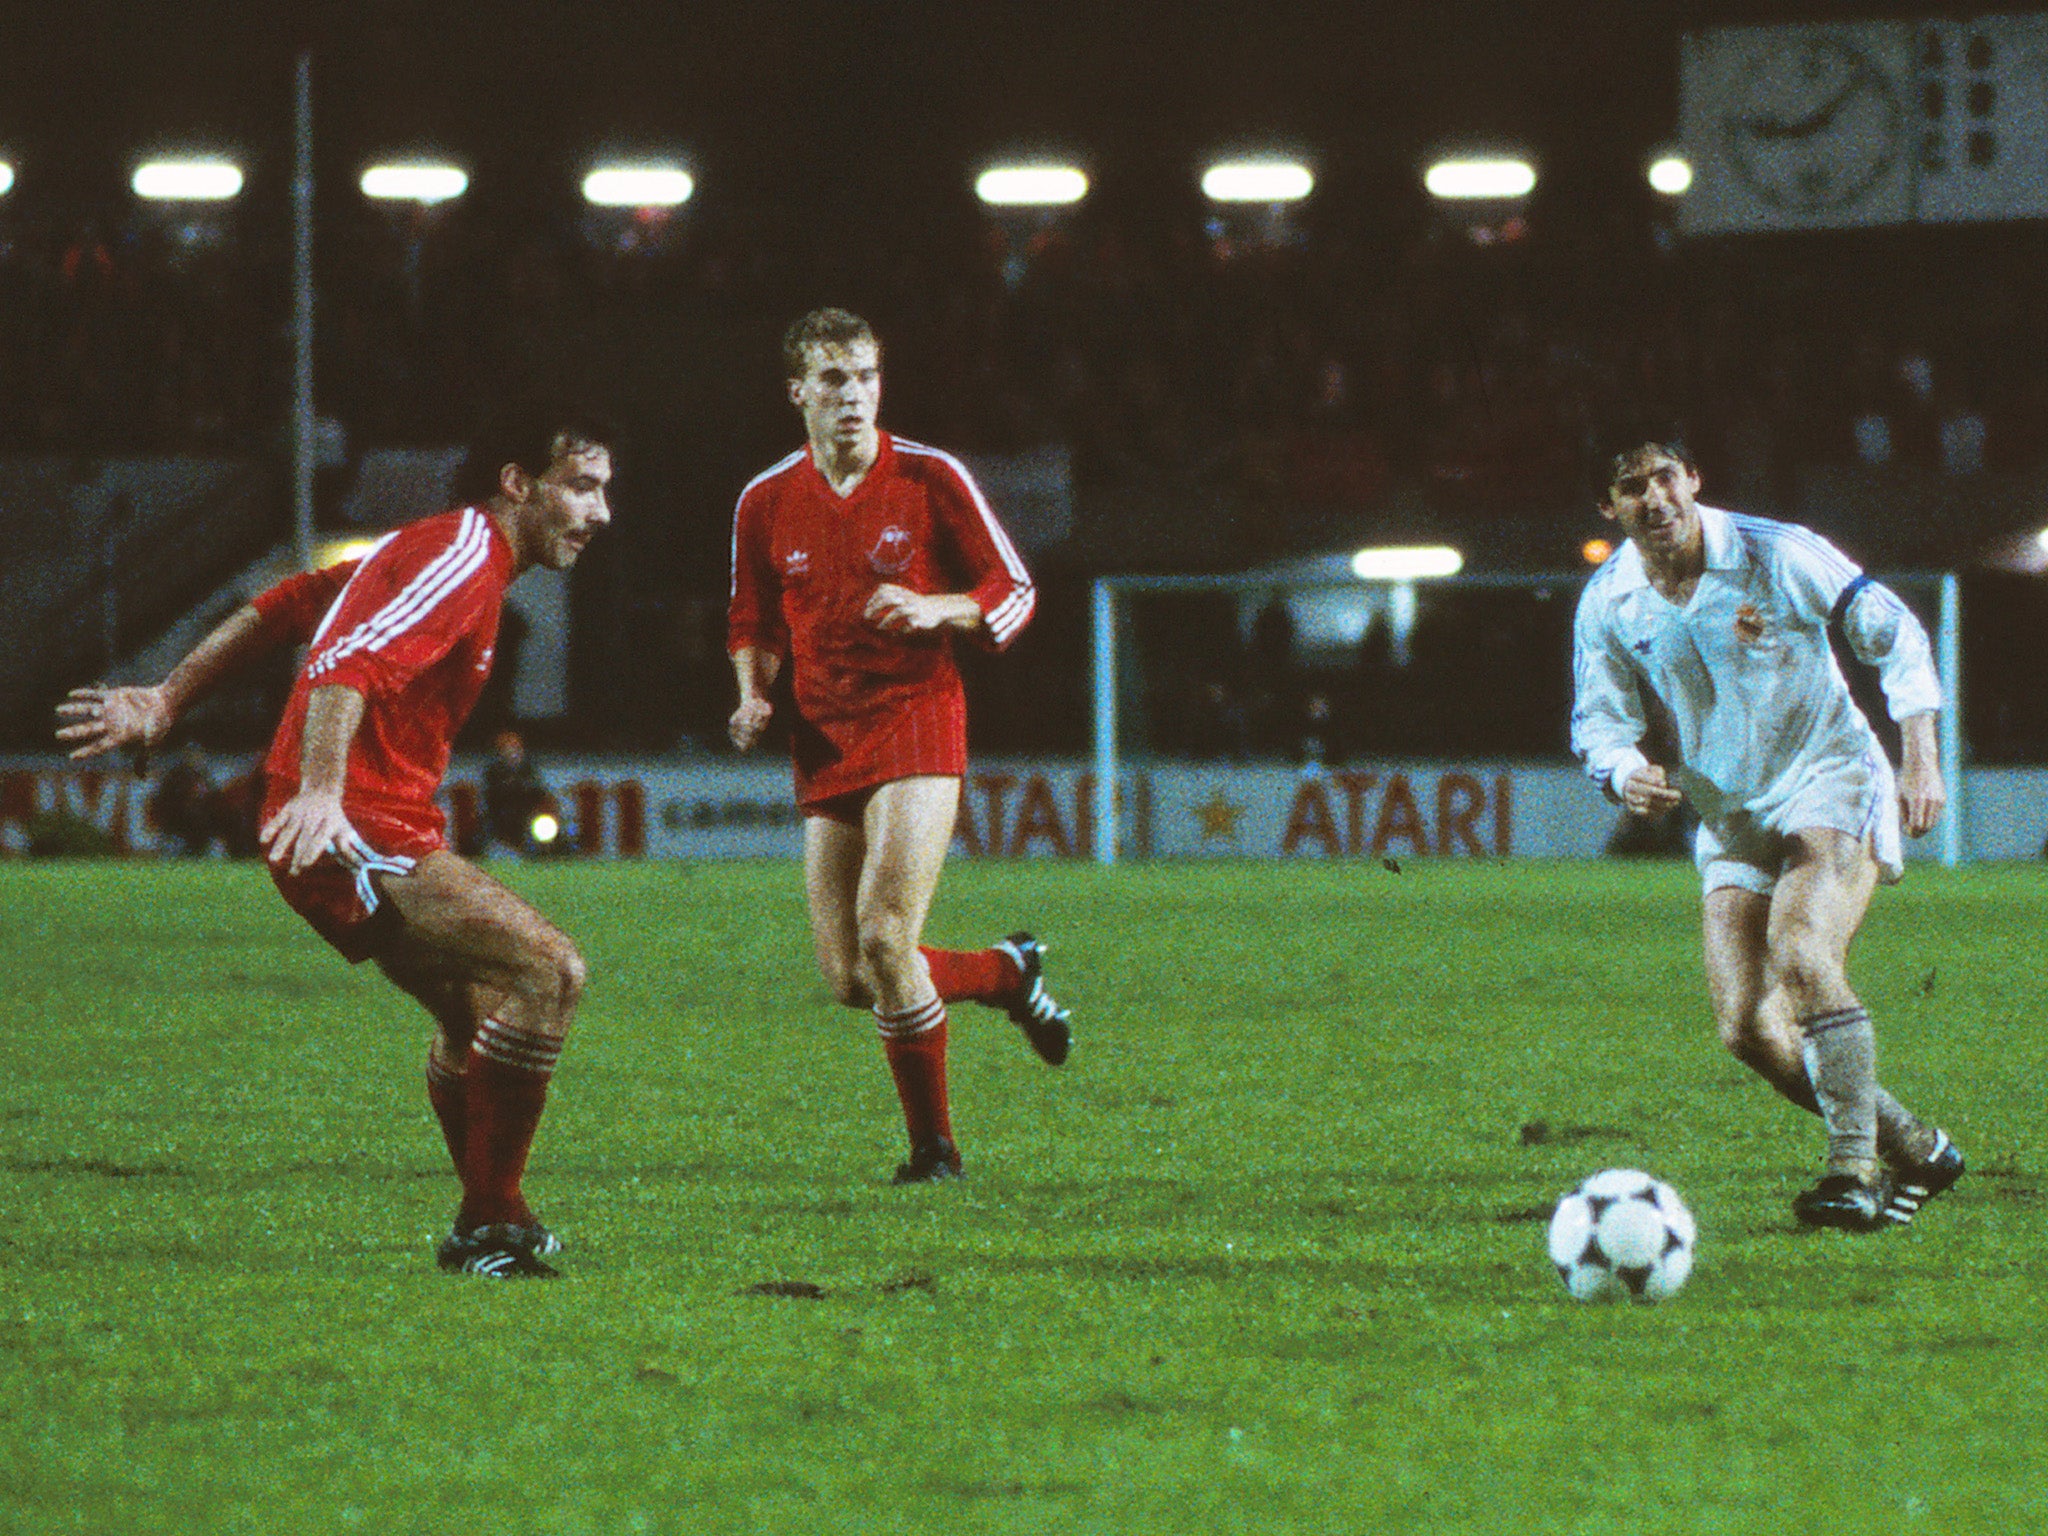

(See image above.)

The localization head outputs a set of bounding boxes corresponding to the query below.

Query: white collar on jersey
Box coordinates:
[1604,502,1739,594]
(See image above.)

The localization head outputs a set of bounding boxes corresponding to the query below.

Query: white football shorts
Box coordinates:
[1695,746,1902,896]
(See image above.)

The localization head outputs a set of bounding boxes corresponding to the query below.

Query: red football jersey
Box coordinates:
[727,433,1035,804]
[256,506,516,822]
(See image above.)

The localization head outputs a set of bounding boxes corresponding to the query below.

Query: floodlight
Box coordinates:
[0,162,13,196]
[1424,158,1537,200]
[315,537,382,569]
[1351,546,1464,580]
[531,813,561,845]
[132,159,243,202]
[361,163,468,204]
[582,165,693,207]
[1582,538,1615,565]
[975,165,1088,208]
[1202,160,1314,204]
[1648,156,1694,196]
[2036,527,2048,555]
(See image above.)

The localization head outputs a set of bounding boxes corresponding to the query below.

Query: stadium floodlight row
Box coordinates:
[0,151,1703,210]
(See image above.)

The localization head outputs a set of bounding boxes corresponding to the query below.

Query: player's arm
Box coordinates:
[1896,710,1945,838]
[864,587,987,636]
[57,603,267,760]
[728,646,782,751]
[887,448,1034,650]
[1569,589,1673,814]
[258,685,374,875]
[1783,537,1944,723]
[726,487,789,751]
[57,561,357,761]
[1782,539,1946,835]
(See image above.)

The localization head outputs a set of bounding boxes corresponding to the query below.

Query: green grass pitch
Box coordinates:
[2,856,2045,1534]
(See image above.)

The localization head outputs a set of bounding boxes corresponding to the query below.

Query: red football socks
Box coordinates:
[876,997,953,1146]
[457,1017,562,1230]
[921,945,1020,1006]
[424,1049,466,1173]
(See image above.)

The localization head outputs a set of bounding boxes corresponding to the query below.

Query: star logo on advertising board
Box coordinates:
[1194,790,1246,841]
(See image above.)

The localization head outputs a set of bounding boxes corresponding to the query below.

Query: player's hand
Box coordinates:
[1898,759,1946,838]
[258,789,363,876]
[55,684,172,760]
[1620,764,1683,817]
[728,697,773,751]
[864,584,945,634]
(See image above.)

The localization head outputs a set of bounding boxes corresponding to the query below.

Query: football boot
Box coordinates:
[994,932,1072,1067]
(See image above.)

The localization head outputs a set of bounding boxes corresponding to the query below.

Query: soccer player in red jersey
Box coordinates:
[728,308,1072,1183]
[57,408,614,1278]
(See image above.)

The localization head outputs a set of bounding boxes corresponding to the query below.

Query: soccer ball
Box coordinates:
[1546,1168,1696,1303]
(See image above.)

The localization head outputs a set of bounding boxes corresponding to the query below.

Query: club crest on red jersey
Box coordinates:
[869,525,915,575]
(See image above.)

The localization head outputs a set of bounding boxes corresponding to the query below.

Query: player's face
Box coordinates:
[789,340,882,453]
[511,441,613,571]
[1600,450,1702,560]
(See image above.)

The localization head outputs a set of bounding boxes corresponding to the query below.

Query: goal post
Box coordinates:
[1088,570,1965,867]
[1937,572,1964,869]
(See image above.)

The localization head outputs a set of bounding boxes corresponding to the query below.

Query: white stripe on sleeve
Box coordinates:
[894,438,1034,591]
[307,510,491,679]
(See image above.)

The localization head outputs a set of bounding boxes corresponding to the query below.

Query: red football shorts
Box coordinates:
[261,790,447,963]
[793,687,967,812]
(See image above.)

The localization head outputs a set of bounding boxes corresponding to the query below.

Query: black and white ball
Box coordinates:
[1547,1168,1696,1303]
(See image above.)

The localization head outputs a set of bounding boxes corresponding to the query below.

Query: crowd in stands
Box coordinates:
[9,178,2048,760]
[0,212,271,453]
[5,184,2044,506]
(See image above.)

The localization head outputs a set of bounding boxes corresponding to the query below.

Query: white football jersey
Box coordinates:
[1571,504,1941,828]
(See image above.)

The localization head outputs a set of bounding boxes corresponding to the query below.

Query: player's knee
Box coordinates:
[517,933,586,1020]
[1713,1006,1757,1059]
[1711,981,1769,1053]
[1769,943,1842,1013]
[430,1027,471,1072]
[1717,1012,1782,1076]
[856,910,915,975]
[808,934,872,1007]
[820,956,872,1009]
[556,942,588,1012]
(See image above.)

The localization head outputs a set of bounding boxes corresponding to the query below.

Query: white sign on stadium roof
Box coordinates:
[1680,16,2048,233]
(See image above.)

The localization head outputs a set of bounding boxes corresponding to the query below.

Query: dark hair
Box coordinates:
[453,404,617,505]
[1593,429,1695,502]
[782,307,879,380]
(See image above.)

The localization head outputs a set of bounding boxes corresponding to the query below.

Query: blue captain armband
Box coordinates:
[1827,574,1873,632]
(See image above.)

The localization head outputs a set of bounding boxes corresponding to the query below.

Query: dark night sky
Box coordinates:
[0,0,1832,199]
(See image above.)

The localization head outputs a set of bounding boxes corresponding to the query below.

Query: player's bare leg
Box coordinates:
[856,777,957,1013]
[810,797,1071,1064]
[374,851,586,1274]
[803,778,960,1181]
[374,951,504,1175]
[804,813,879,1009]
[1704,859,1950,1229]
[378,853,585,1032]
[1704,887,1817,1111]
[803,778,1063,1178]
[1754,830,1927,1228]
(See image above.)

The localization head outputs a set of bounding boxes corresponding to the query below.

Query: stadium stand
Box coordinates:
[6,137,2048,759]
